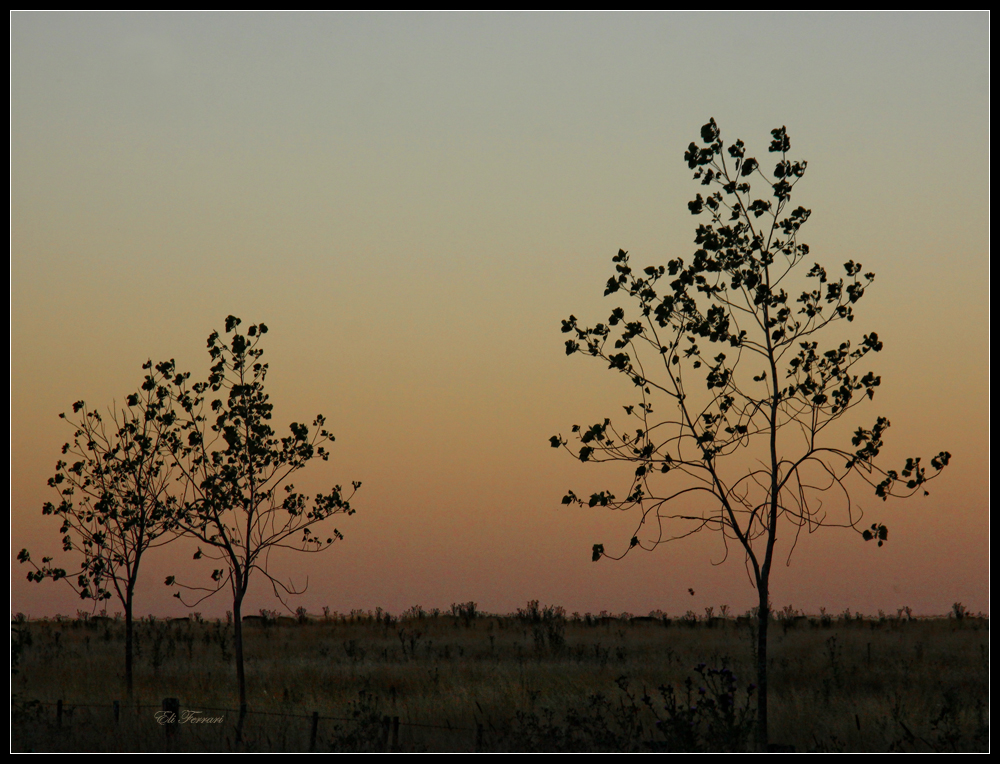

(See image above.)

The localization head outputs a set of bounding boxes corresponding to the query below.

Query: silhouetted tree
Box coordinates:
[551,119,950,749]
[165,316,359,731]
[19,360,185,696]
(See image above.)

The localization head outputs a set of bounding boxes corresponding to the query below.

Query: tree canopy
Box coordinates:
[166,316,359,723]
[551,119,950,748]
[19,359,185,694]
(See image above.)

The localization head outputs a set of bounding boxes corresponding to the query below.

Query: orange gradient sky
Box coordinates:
[11,13,988,619]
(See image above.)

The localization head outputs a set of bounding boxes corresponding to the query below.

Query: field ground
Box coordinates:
[10,605,989,752]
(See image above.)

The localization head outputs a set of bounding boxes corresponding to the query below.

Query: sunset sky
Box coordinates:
[11,12,988,620]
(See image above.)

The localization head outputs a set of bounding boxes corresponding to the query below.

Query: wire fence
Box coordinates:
[14,697,484,752]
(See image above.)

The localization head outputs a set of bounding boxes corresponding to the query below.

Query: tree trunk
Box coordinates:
[124,588,134,699]
[756,583,770,751]
[233,590,247,741]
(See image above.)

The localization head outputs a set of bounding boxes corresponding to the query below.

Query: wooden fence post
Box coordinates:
[113,700,120,725]
[163,698,180,739]
[309,711,319,752]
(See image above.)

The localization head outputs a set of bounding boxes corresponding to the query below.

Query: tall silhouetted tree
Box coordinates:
[19,360,185,696]
[551,119,950,749]
[165,316,359,733]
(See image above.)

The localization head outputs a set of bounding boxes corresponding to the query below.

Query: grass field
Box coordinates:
[10,603,989,752]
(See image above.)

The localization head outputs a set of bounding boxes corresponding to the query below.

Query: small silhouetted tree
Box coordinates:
[19,360,184,696]
[551,120,950,749]
[165,316,359,729]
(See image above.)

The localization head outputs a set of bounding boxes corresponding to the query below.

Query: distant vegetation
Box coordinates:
[11,603,988,752]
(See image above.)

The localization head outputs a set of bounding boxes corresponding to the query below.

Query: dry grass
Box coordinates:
[10,605,989,751]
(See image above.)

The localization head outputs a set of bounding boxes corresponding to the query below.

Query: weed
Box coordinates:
[484,665,754,752]
[329,692,386,752]
[644,664,756,752]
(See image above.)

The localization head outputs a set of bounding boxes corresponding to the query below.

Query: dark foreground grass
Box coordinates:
[10,604,989,752]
